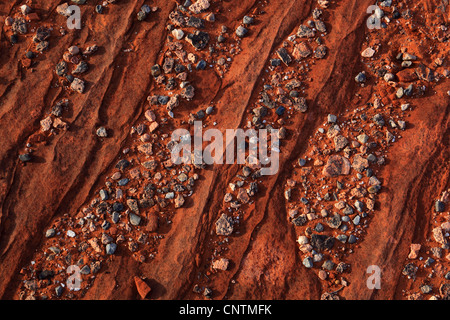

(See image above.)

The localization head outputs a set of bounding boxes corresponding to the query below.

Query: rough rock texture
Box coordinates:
[0,0,449,301]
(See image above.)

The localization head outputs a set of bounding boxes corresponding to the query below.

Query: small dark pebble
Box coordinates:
[10,34,18,44]
[55,286,64,297]
[276,106,285,116]
[26,51,35,59]
[196,60,206,70]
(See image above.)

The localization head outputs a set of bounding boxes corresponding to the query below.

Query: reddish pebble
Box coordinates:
[134,276,151,299]
[149,122,159,133]
[146,213,158,232]
[318,270,328,280]
[145,109,156,122]
[5,17,14,26]
[26,13,40,21]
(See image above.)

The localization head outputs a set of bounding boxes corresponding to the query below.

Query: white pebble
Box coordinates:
[297,236,309,245]
[171,29,184,40]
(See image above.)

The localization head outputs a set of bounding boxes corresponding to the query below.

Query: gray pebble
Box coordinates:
[45,228,56,238]
[302,257,313,268]
[348,234,357,244]
[206,106,214,115]
[243,16,254,25]
[106,243,117,255]
[129,212,141,226]
[236,26,248,38]
[355,72,366,83]
[55,286,64,297]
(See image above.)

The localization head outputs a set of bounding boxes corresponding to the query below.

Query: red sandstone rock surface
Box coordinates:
[0,0,449,301]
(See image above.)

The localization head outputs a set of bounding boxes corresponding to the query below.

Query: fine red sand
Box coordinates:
[0,0,449,300]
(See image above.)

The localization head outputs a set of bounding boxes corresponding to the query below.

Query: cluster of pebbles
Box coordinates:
[17,0,269,300]
[189,0,333,298]
[283,0,450,299]
[5,4,51,68]
[402,192,450,300]
[54,44,97,94]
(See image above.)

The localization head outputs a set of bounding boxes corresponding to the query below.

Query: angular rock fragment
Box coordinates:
[315,20,327,33]
[40,116,53,132]
[243,16,254,25]
[236,26,248,38]
[314,45,327,59]
[181,85,195,100]
[334,135,348,152]
[89,238,102,253]
[293,97,308,112]
[415,64,435,82]
[215,214,233,236]
[73,61,88,74]
[303,257,313,268]
[189,0,210,14]
[134,277,151,299]
[276,47,292,66]
[212,258,229,271]
[292,214,307,226]
[408,244,421,259]
[149,122,159,133]
[12,17,27,34]
[127,199,140,214]
[36,41,49,52]
[71,78,85,93]
[327,213,342,229]
[432,227,446,245]
[172,29,184,40]
[174,194,185,208]
[169,9,186,27]
[141,160,157,170]
[322,155,351,177]
[310,234,335,251]
[297,25,315,38]
[185,31,209,50]
[45,228,56,238]
[57,3,72,17]
[355,72,366,83]
[151,64,161,77]
[402,263,418,279]
[56,61,68,76]
[138,143,153,155]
